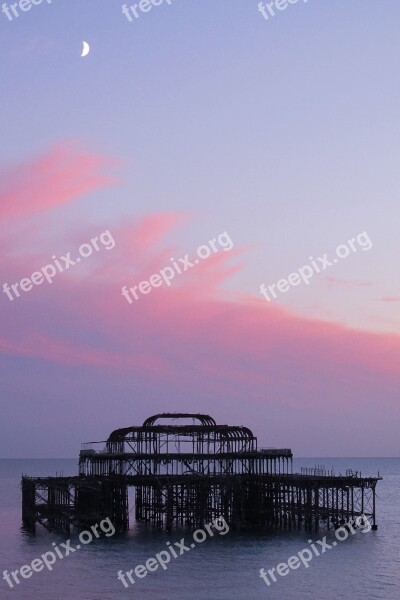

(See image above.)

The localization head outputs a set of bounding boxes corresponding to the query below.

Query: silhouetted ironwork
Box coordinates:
[21,413,381,534]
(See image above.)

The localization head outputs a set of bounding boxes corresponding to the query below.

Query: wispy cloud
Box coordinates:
[0,143,398,424]
[324,275,373,289]
[0,141,117,223]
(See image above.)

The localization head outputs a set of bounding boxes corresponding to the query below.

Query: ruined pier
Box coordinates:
[21,413,381,533]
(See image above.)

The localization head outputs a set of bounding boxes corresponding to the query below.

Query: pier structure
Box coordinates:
[21,413,381,533]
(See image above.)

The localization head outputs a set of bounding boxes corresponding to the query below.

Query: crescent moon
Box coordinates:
[81,41,90,57]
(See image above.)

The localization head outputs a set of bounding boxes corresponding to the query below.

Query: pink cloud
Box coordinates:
[1,213,398,415]
[127,213,189,250]
[324,275,373,289]
[0,144,398,423]
[0,141,117,223]
[381,297,400,303]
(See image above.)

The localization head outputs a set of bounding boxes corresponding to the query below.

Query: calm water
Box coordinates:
[0,458,399,599]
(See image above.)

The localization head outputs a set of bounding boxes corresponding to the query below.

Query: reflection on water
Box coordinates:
[0,458,399,600]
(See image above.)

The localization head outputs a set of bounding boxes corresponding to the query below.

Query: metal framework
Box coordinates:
[21,413,381,533]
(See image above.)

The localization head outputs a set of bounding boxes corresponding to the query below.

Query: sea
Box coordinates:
[0,458,398,600]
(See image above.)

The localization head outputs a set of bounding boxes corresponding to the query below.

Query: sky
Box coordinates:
[0,0,399,458]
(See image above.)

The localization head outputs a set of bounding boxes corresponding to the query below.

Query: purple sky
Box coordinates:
[0,0,399,457]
